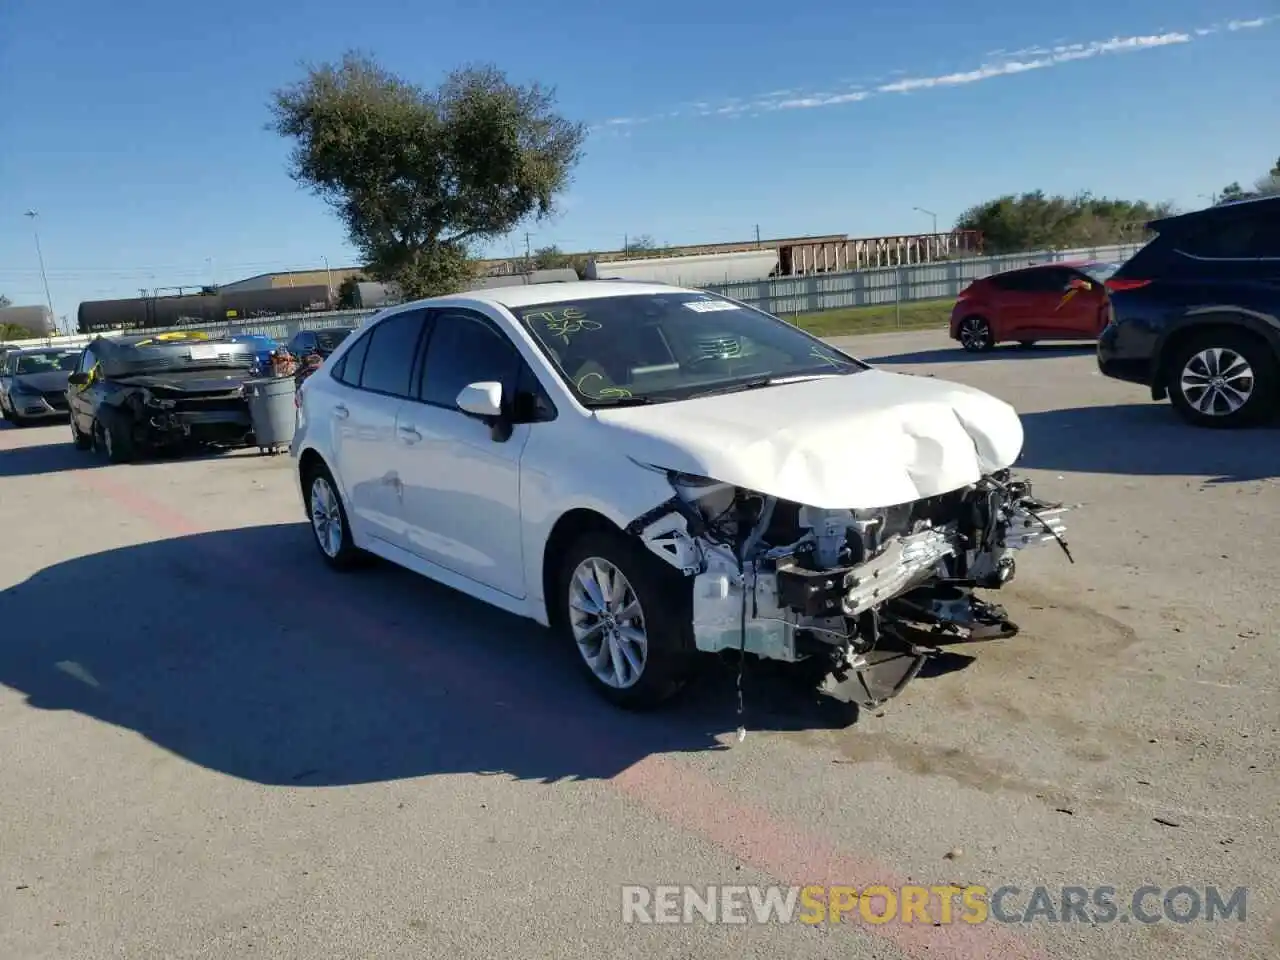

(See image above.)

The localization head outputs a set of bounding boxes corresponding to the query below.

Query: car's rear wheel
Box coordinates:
[304,462,365,570]
[958,316,994,352]
[555,529,695,710]
[1168,330,1278,428]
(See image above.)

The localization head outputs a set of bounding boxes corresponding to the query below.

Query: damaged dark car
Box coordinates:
[67,331,259,462]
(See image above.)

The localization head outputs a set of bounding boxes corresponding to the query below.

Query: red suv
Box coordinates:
[949,261,1119,352]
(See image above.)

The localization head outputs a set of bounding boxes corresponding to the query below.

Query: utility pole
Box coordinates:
[913,206,938,234]
[755,224,761,247]
[524,232,532,272]
[23,210,54,319]
[321,255,333,295]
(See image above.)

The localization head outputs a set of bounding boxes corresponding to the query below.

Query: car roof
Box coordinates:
[400,280,695,313]
[1149,193,1280,232]
[10,345,77,353]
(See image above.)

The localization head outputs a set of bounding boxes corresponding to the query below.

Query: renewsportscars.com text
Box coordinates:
[621,884,1248,925]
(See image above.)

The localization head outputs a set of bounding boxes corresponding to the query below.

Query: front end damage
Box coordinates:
[625,469,1070,709]
[110,382,253,450]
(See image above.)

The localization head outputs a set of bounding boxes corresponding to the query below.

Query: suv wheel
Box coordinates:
[1168,330,1278,428]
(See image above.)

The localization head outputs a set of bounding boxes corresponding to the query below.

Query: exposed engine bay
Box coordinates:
[625,469,1071,708]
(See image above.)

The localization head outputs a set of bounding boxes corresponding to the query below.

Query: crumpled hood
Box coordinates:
[594,369,1025,509]
[116,370,251,392]
[11,371,70,393]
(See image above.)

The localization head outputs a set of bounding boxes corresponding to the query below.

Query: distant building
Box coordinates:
[217,266,364,294]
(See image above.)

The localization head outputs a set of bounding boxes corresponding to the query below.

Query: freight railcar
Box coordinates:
[78,285,335,334]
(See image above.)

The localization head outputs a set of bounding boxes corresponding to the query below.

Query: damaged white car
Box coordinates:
[291,281,1070,710]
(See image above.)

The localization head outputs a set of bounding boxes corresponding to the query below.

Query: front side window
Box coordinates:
[357,311,427,397]
[512,292,865,405]
[419,312,522,408]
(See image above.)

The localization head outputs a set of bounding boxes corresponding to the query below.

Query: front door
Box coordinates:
[67,345,98,433]
[394,308,530,598]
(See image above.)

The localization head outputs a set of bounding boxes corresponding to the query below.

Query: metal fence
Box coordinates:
[2,242,1146,348]
[701,242,1145,316]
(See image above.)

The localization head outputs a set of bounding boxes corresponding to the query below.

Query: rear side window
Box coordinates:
[991,268,1066,292]
[1178,211,1280,259]
[332,332,371,385]
[358,311,428,397]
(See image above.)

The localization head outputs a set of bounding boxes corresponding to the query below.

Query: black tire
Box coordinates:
[302,460,366,570]
[93,407,136,463]
[554,528,696,710]
[1166,329,1278,429]
[957,315,995,352]
[70,417,93,451]
[0,397,11,422]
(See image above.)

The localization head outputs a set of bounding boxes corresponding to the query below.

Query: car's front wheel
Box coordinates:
[556,529,695,709]
[1168,330,1278,428]
[70,416,92,451]
[957,315,995,352]
[93,408,136,463]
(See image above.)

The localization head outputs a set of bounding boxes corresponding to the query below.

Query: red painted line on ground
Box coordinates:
[76,468,1040,960]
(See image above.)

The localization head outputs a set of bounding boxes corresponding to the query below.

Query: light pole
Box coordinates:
[322,255,333,297]
[913,206,938,234]
[23,210,55,321]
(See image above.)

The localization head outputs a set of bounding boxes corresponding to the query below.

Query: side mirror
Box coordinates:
[68,372,90,386]
[456,381,504,419]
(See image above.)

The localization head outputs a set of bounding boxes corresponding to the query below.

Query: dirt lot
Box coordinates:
[1,329,1276,960]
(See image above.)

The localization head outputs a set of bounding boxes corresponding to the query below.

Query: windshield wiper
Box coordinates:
[585,394,667,407]
[687,373,839,399]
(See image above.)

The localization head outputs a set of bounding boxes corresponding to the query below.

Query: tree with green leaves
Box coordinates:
[269,53,587,300]
[1255,155,1280,196]
[336,273,368,308]
[955,191,1177,254]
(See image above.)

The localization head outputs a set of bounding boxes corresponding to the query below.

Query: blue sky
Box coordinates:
[1,0,1276,323]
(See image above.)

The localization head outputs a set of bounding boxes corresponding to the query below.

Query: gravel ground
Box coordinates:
[1,328,1275,960]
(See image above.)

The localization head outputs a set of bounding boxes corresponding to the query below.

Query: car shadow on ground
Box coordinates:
[865,344,1097,366]
[0,522,972,788]
[1017,403,1280,481]
[0,438,260,478]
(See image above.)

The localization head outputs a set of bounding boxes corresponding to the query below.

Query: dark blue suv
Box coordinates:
[1097,195,1280,427]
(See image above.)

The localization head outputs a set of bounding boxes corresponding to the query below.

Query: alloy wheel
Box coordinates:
[1179,347,1255,417]
[568,556,648,689]
[310,475,345,558]
[959,317,991,351]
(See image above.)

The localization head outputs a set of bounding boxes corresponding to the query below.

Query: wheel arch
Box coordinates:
[1152,314,1280,399]
[540,508,630,628]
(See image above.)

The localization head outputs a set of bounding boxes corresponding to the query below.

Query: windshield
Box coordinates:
[1081,262,1121,283]
[513,291,866,405]
[16,351,79,374]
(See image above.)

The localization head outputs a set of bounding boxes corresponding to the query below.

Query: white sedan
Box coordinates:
[291,281,1069,710]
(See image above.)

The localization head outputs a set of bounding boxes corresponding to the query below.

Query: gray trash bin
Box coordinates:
[244,376,298,454]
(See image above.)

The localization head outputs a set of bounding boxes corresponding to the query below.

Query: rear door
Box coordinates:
[325,310,431,552]
[67,345,98,433]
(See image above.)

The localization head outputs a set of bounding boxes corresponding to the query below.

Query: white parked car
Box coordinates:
[290,281,1070,710]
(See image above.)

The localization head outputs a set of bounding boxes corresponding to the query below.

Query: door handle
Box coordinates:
[398,424,422,442]
[333,404,349,420]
